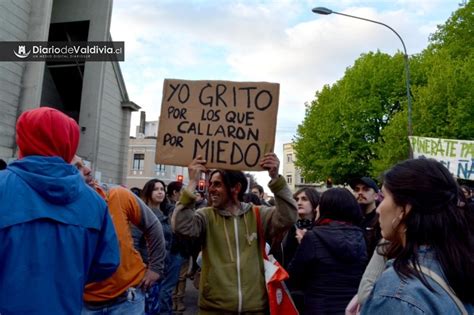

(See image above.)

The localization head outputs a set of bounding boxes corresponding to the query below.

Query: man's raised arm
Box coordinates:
[258,153,298,239]
[171,156,208,238]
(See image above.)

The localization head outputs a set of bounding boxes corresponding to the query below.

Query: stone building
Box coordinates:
[126,112,188,189]
[0,0,138,184]
[282,142,324,192]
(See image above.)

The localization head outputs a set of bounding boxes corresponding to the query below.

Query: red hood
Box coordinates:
[16,107,80,163]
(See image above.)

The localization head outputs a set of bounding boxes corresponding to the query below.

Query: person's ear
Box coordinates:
[399,204,412,220]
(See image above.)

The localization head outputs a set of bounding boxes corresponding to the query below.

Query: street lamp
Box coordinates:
[312,7,413,142]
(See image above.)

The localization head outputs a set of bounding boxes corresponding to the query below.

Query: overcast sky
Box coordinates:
[111,0,460,190]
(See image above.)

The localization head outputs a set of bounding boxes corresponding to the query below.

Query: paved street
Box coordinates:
[176,278,199,315]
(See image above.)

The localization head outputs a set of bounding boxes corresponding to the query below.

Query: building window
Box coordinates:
[155,164,166,172]
[133,154,144,170]
[287,154,293,163]
[286,175,292,184]
[41,21,90,122]
[300,177,305,184]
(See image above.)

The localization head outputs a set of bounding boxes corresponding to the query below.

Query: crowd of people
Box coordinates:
[1,106,474,315]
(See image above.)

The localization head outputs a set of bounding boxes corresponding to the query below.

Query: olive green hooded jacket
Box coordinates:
[172,175,297,314]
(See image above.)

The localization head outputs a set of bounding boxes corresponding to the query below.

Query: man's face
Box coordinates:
[208,173,230,209]
[353,183,377,206]
[251,188,261,198]
[195,192,203,202]
[171,189,182,203]
[71,155,93,186]
[295,191,315,220]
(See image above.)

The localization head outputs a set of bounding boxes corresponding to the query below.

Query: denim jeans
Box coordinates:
[82,287,145,315]
[145,281,162,315]
[158,253,184,314]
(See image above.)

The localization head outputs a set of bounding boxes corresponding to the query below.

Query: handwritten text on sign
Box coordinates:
[409,136,474,180]
[155,79,279,171]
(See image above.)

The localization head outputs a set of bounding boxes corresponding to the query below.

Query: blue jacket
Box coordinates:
[0,156,120,315]
[361,247,474,314]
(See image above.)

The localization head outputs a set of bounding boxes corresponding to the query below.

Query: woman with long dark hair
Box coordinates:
[134,179,176,315]
[288,187,368,314]
[139,179,172,259]
[361,158,474,314]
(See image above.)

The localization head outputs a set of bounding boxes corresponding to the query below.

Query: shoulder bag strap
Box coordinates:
[253,206,268,260]
[418,266,468,315]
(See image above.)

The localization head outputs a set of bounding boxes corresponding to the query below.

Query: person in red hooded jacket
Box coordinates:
[0,107,120,315]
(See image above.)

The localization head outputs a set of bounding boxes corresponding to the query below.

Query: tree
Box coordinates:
[294,52,406,183]
[428,0,474,59]
[371,110,409,178]
[370,2,474,176]
[416,0,474,140]
[297,2,474,182]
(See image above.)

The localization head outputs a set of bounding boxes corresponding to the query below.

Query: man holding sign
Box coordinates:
[171,153,297,314]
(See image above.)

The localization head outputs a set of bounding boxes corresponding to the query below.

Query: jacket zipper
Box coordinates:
[234,217,242,313]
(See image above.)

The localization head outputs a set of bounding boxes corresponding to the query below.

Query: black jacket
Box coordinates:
[133,202,175,264]
[271,224,299,270]
[287,222,368,315]
[359,209,382,260]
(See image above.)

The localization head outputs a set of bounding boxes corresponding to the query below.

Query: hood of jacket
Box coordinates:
[16,107,80,163]
[314,222,367,262]
[213,201,253,217]
[7,155,84,205]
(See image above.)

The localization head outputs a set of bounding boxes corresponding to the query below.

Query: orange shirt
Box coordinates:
[84,185,146,301]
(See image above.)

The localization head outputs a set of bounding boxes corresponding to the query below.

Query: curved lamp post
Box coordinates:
[312,7,413,148]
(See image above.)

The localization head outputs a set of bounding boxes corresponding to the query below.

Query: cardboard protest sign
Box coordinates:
[155,79,279,171]
[409,136,474,180]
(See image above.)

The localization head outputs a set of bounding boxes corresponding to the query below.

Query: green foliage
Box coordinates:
[428,0,474,59]
[294,52,406,184]
[296,2,474,183]
[371,110,409,179]
[414,50,474,139]
[414,0,474,141]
